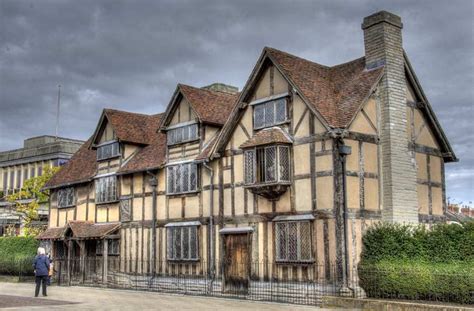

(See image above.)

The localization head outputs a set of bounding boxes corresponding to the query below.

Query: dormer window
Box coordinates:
[97,141,120,161]
[253,98,287,130]
[167,123,199,146]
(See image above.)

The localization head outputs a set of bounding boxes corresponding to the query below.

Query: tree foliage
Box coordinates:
[6,166,60,237]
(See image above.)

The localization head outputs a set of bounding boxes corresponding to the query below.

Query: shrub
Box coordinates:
[0,236,39,275]
[359,221,474,304]
[359,260,474,304]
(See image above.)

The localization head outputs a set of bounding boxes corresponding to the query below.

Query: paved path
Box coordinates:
[0,282,339,310]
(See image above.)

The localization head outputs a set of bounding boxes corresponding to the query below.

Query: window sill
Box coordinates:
[97,155,121,162]
[166,191,200,198]
[254,120,290,131]
[95,200,119,206]
[167,138,200,147]
[57,205,76,209]
[243,181,291,188]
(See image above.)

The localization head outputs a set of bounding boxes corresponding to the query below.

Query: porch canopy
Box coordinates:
[37,221,120,240]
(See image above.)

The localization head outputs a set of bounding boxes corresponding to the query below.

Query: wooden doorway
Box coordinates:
[222,233,251,294]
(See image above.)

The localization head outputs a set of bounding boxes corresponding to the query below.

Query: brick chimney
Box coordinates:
[362,11,419,223]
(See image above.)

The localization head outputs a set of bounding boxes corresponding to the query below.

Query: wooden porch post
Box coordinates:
[79,240,86,284]
[67,239,72,286]
[103,238,108,285]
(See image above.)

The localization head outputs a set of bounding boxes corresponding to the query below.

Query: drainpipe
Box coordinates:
[337,138,354,296]
[202,162,215,279]
[146,171,158,277]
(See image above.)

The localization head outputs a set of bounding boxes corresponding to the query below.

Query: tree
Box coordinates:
[6,166,60,237]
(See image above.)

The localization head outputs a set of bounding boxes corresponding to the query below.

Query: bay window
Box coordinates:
[244,145,290,185]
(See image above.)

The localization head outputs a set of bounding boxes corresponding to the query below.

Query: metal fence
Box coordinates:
[4,257,472,306]
[0,257,35,282]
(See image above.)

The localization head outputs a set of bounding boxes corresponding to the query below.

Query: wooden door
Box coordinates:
[223,234,250,294]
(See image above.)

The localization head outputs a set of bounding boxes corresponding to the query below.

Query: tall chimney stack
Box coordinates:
[362,11,419,223]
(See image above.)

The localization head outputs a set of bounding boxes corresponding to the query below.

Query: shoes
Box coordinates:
[43,294,48,297]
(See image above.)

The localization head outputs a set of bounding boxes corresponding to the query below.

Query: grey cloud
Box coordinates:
[0,0,472,202]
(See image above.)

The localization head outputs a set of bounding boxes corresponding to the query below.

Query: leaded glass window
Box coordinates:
[167,123,199,145]
[167,226,199,261]
[253,98,287,129]
[95,176,117,204]
[167,163,198,195]
[97,141,120,161]
[275,221,312,263]
[244,145,290,185]
[58,187,75,208]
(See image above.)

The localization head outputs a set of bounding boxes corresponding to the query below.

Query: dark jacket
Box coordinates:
[33,255,50,277]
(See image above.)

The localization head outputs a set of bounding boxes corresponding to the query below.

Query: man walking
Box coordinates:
[33,247,50,297]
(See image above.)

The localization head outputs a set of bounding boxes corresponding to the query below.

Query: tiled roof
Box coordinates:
[240,127,293,149]
[179,84,239,126]
[196,135,219,161]
[104,109,158,145]
[266,47,384,128]
[68,221,120,239]
[36,227,65,240]
[118,114,166,174]
[45,111,165,189]
[44,137,97,189]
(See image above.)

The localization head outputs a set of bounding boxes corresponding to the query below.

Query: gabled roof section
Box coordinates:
[265,47,384,128]
[68,221,120,239]
[240,127,293,149]
[404,52,457,162]
[160,84,239,129]
[211,47,384,157]
[36,227,66,240]
[45,112,165,189]
[118,114,167,174]
[91,109,157,146]
[44,137,97,189]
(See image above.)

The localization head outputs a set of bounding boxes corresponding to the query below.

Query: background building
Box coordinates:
[0,135,84,236]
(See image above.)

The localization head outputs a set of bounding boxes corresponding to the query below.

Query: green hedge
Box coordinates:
[0,236,39,275]
[359,260,474,304]
[361,222,474,263]
[359,222,474,304]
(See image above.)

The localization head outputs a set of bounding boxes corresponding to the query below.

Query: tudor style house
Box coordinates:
[39,11,456,292]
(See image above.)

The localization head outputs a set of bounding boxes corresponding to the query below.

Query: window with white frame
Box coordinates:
[167,163,198,194]
[244,145,290,185]
[275,221,313,263]
[97,141,120,161]
[167,225,199,261]
[57,187,75,208]
[167,123,199,145]
[253,98,287,129]
[95,175,117,203]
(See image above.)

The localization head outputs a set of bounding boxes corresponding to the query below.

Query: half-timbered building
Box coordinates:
[39,11,456,294]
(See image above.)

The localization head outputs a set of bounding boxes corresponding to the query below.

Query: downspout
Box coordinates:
[202,162,214,279]
[146,171,158,279]
[337,135,354,296]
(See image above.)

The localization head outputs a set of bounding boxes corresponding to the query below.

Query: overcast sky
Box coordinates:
[0,0,472,204]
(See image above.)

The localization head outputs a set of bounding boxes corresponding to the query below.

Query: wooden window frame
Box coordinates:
[253,98,288,130]
[96,141,121,161]
[95,175,118,204]
[166,163,199,195]
[57,187,75,208]
[244,145,291,186]
[166,123,199,146]
[275,220,314,264]
[166,225,199,261]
